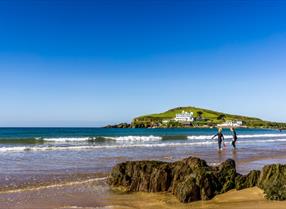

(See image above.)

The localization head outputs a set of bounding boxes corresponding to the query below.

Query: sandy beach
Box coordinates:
[1,178,286,209]
[106,187,286,209]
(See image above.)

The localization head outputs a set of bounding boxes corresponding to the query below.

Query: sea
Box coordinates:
[1,127,286,191]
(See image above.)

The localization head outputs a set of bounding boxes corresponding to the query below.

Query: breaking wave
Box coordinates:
[34,133,286,143]
[187,133,286,140]
[42,137,93,142]
[1,138,286,153]
[103,135,162,141]
[0,142,213,152]
[42,135,162,142]
[0,135,162,144]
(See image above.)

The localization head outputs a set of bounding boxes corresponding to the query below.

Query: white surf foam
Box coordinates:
[0,142,213,152]
[39,134,286,143]
[1,137,286,153]
[41,135,162,142]
[42,137,92,142]
[1,177,108,194]
[187,133,286,140]
[231,134,286,139]
[104,135,162,141]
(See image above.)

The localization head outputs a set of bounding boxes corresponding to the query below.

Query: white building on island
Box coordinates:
[217,120,243,127]
[174,111,194,122]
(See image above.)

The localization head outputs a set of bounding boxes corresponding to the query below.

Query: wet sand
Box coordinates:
[1,178,286,209]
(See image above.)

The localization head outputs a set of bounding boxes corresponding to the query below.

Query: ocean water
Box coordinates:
[1,128,286,189]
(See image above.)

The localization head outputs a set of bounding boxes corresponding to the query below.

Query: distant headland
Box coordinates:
[105,106,286,129]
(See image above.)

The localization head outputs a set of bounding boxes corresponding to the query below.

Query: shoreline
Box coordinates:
[0,176,108,195]
[1,171,286,209]
[0,172,108,194]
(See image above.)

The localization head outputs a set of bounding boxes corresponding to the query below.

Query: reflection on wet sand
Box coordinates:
[1,178,286,209]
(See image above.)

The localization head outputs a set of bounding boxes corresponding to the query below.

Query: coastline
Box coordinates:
[104,125,283,131]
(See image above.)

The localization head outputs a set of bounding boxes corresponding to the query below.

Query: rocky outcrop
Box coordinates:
[108,157,238,203]
[104,123,131,128]
[258,164,286,200]
[235,170,260,190]
[108,157,286,203]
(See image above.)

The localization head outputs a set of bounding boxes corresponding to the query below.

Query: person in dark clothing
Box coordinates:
[230,127,237,149]
[212,128,225,150]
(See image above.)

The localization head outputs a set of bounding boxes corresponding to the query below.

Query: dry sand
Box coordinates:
[107,187,286,209]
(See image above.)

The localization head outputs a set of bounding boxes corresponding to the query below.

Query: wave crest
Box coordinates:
[104,135,162,141]
[1,138,286,153]
[42,137,92,142]
[187,133,286,140]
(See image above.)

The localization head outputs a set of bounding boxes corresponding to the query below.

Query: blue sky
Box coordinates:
[0,0,286,126]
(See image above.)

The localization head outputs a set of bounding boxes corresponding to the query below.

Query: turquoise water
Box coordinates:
[0,127,282,141]
[0,128,284,151]
[0,128,286,189]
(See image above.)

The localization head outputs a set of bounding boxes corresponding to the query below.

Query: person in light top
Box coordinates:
[212,128,225,150]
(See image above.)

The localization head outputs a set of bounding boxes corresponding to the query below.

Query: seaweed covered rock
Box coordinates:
[216,159,237,193]
[108,157,237,203]
[258,164,286,200]
[235,170,261,190]
[108,160,171,192]
[109,156,286,203]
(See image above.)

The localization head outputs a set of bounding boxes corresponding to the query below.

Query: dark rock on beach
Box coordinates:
[108,156,237,203]
[235,170,261,190]
[258,164,286,200]
[108,156,286,203]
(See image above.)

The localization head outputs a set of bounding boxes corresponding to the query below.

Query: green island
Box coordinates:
[106,106,286,129]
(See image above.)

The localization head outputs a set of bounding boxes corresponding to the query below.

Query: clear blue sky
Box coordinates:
[1,0,286,127]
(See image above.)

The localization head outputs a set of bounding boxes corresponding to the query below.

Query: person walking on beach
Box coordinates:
[212,128,225,150]
[230,127,237,149]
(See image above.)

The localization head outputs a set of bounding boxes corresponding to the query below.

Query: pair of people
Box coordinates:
[212,128,237,150]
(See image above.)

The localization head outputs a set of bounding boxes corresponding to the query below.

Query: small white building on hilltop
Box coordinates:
[217,120,243,127]
[162,119,170,124]
[174,111,194,122]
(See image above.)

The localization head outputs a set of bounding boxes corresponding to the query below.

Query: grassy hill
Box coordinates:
[132,106,286,128]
